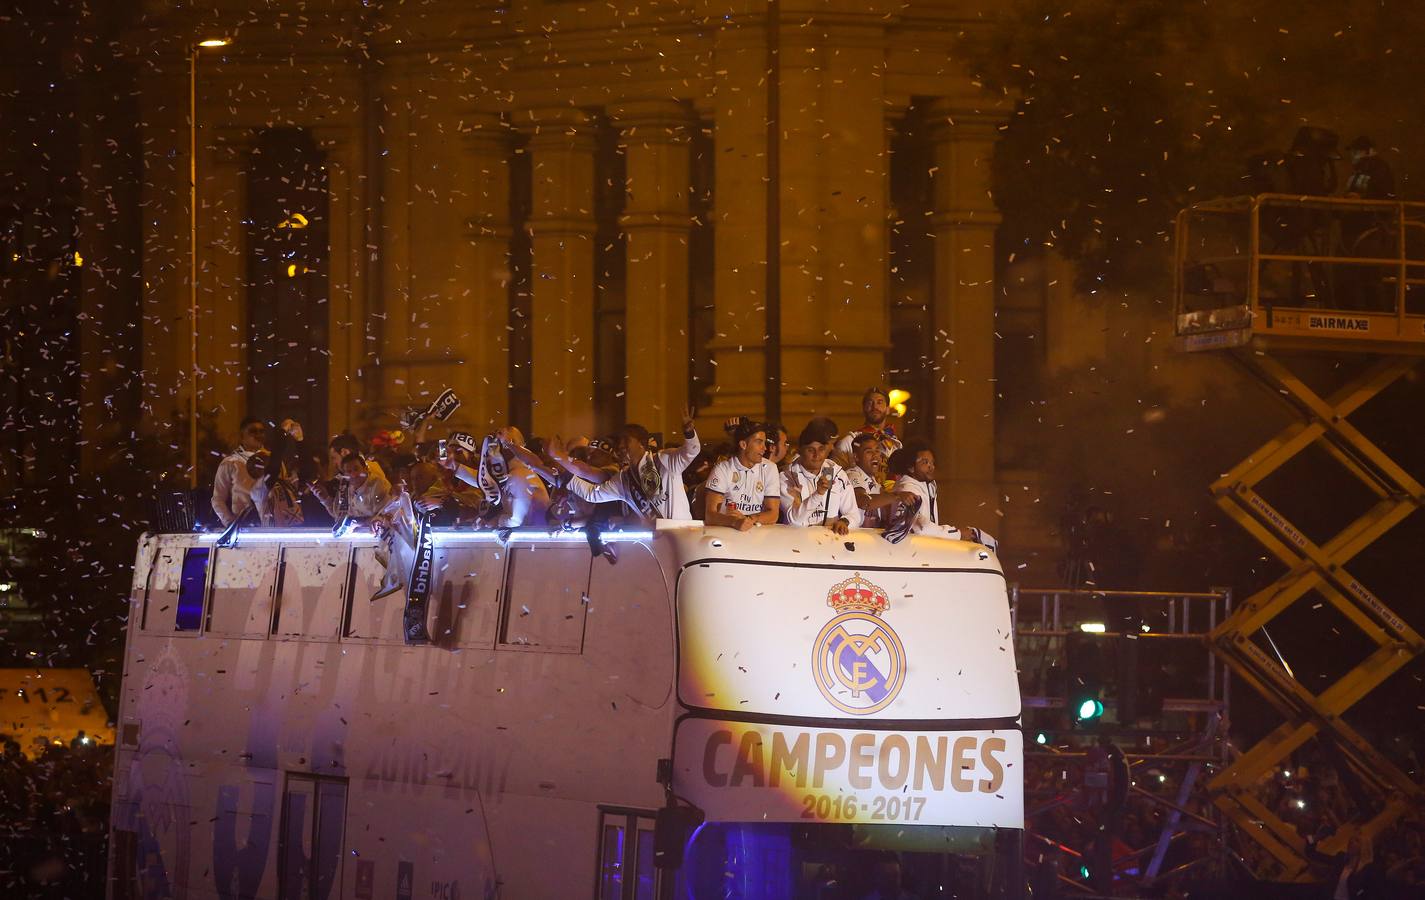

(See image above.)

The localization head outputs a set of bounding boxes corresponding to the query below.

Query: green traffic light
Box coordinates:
[1076,698,1104,721]
[1035,732,1049,745]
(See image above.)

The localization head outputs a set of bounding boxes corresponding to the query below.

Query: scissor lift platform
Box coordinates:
[1175,193,1425,355]
[1174,193,1425,881]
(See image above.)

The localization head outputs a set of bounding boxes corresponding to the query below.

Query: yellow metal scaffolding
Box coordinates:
[1175,194,1425,880]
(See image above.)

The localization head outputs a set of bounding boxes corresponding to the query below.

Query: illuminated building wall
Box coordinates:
[117,0,1014,522]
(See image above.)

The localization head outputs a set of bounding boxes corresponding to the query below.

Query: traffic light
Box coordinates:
[1074,697,1104,723]
[1066,632,1106,727]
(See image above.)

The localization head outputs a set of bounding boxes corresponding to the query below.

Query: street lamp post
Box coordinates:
[188,37,230,487]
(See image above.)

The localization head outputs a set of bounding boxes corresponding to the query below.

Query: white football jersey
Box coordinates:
[706,457,780,515]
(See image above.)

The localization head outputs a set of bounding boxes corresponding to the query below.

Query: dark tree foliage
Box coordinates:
[961,0,1425,292]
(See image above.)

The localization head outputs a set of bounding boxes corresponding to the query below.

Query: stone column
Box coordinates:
[699,17,770,428]
[399,77,490,434]
[200,129,252,441]
[610,100,693,436]
[523,107,598,439]
[137,51,192,474]
[371,54,415,423]
[776,20,891,428]
[319,133,367,433]
[927,101,1004,522]
[453,112,513,431]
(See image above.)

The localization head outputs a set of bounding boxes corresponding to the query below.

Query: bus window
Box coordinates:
[584,544,673,707]
[141,547,185,632]
[175,547,210,631]
[428,546,504,648]
[677,823,1002,900]
[277,774,348,900]
[275,546,350,640]
[498,544,592,653]
[596,809,659,900]
[345,546,408,642]
[207,546,280,637]
[213,773,278,897]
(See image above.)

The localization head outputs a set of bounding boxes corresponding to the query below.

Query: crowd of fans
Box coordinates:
[0,735,110,898]
[207,387,996,550]
[1025,734,1425,898]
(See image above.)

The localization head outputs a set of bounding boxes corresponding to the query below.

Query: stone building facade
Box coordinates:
[130,0,1020,528]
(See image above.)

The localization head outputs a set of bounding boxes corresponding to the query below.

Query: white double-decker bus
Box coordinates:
[109,522,1022,900]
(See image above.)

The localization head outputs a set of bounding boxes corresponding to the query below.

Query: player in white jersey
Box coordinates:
[845,431,916,528]
[564,408,702,521]
[704,420,781,530]
[780,418,861,535]
[888,442,957,539]
[887,443,997,551]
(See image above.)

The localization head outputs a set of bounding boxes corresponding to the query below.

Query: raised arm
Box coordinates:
[567,475,629,507]
[498,429,562,485]
[545,435,616,484]
[668,405,701,469]
[310,479,342,519]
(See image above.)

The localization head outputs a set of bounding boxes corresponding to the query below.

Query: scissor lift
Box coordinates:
[1175,194,1425,880]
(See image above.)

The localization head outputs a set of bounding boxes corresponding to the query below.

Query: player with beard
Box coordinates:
[834,387,902,462]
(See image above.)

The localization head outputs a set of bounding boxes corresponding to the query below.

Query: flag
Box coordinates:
[371,491,418,601]
[882,495,921,545]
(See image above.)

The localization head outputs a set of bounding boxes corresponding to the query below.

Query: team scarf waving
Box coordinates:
[881,494,922,545]
[476,434,509,508]
[620,453,664,519]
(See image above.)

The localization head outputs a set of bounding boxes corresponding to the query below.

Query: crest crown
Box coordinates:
[827,573,890,615]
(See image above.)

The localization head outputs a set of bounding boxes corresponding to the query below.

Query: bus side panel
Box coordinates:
[111,536,681,900]
[584,542,676,711]
[482,795,606,898]
[343,772,497,900]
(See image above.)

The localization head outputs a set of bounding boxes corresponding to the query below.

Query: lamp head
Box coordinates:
[197,38,231,48]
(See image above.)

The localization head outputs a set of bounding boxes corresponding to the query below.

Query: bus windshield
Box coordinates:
[677,822,1007,900]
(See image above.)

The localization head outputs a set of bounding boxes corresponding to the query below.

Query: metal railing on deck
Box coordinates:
[1011,587,1235,892]
[1174,194,1425,349]
[1009,586,1233,717]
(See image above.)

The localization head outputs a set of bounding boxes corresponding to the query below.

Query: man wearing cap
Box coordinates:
[781,418,861,535]
[1341,136,1398,309]
[704,420,781,530]
[1345,136,1395,203]
[834,387,903,463]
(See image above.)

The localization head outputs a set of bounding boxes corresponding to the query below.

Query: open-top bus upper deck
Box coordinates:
[112,523,1021,899]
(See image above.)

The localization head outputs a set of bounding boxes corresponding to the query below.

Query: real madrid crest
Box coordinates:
[812,573,907,715]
